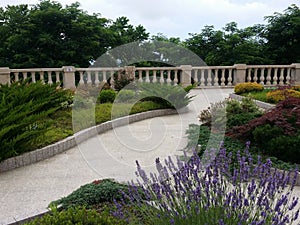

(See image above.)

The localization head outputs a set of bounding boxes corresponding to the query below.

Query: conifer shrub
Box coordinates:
[0,80,72,161]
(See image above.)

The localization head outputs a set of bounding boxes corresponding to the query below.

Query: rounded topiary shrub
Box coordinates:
[234,82,264,94]
[98,89,116,103]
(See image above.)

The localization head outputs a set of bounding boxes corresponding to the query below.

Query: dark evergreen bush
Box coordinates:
[0,80,72,161]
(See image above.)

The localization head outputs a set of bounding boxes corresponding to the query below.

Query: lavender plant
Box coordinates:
[116,143,300,225]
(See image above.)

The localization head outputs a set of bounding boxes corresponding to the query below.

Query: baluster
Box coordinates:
[286,68,291,84]
[221,69,225,86]
[32,72,36,83]
[166,70,171,84]
[279,68,284,85]
[87,71,92,85]
[152,70,157,83]
[95,71,100,86]
[260,68,265,84]
[48,72,53,84]
[145,70,150,83]
[40,72,45,84]
[207,69,212,86]
[55,72,60,84]
[160,70,164,84]
[266,68,271,85]
[138,70,143,82]
[14,72,19,82]
[274,68,278,84]
[211,69,216,86]
[23,72,28,80]
[110,71,115,89]
[173,70,178,85]
[200,69,205,87]
[78,71,84,85]
[227,69,233,86]
[247,69,252,82]
[253,68,258,83]
[193,69,198,85]
[103,71,107,83]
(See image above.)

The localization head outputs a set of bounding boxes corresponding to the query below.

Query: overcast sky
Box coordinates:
[0,0,298,39]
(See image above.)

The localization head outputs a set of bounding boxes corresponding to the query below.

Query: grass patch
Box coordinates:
[241,88,274,102]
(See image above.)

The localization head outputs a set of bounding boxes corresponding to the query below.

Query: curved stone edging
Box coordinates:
[229,93,275,110]
[0,108,183,173]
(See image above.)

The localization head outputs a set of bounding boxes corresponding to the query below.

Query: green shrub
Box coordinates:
[50,179,129,210]
[0,80,72,161]
[234,82,264,94]
[185,124,244,156]
[115,89,136,103]
[98,89,116,103]
[138,83,193,109]
[198,97,263,129]
[267,134,300,163]
[25,207,125,225]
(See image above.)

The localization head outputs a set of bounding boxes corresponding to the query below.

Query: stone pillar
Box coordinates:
[233,64,247,85]
[0,67,11,85]
[62,66,76,89]
[179,65,192,87]
[291,63,300,85]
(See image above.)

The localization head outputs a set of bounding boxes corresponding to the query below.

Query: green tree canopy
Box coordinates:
[0,0,149,68]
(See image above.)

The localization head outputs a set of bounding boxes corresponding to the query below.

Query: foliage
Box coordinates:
[229,97,300,163]
[50,179,129,210]
[137,83,193,109]
[112,69,135,92]
[198,97,263,128]
[185,124,244,156]
[0,80,72,161]
[115,89,137,103]
[263,4,300,64]
[0,1,149,68]
[116,146,300,224]
[98,89,117,103]
[25,206,126,225]
[234,82,264,94]
[266,88,300,103]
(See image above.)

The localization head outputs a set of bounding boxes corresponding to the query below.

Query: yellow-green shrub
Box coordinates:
[234,82,264,94]
[266,89,300,103]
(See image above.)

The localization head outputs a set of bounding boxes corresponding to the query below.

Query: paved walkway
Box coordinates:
[0,88,299,224]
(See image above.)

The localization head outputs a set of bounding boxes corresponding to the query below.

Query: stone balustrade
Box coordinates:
[0,63,299,89]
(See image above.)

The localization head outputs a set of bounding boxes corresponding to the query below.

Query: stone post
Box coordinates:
[291,63,300,85]
[233,64,247,85]
[0,67,11,85]
[62,66,76,89]
[179,65,192,87]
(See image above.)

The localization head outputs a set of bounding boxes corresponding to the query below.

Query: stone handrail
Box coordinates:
[0,64,299,89]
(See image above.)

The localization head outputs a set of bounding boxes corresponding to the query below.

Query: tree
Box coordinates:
[263,4,300,64]
[0,0,149,68]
